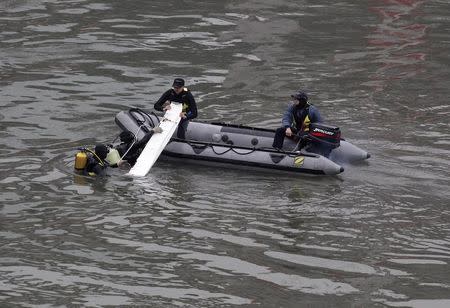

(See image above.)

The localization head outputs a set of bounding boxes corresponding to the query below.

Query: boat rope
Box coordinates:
[80,147,105,166]
[210,145,257,156]
[183,141,304,157]
[119,124,148,161]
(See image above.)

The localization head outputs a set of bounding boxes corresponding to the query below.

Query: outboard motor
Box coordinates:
[306,123,341,157]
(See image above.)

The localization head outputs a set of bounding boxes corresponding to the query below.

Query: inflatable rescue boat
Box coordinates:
[114,108,370,175]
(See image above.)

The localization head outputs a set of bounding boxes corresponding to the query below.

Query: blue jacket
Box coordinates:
[281,103,323,132]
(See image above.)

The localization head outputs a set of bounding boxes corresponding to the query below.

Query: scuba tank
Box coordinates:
[74,150,88,170]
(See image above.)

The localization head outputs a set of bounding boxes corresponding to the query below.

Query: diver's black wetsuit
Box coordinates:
[83,156,107,176]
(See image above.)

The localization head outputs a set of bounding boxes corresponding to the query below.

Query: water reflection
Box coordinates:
[104,237,359,296]
[366,0,427,92]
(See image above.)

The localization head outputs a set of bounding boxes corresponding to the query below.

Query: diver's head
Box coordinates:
[94,144,108,160]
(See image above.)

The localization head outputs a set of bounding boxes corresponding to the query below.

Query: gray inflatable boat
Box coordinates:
[115,108,370,175]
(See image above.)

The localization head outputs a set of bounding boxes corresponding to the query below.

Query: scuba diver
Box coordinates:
[74,126,162,176]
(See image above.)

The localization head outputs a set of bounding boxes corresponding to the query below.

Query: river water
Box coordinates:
[1,0,450,307]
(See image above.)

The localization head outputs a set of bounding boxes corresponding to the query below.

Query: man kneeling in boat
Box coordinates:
[272,91,323,150]
[154,78,197,139]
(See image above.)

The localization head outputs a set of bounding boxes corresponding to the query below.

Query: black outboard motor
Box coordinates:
[306,123,341,157]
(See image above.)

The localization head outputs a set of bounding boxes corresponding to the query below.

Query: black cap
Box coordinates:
[291,91,308,103]
[172,78,185,88]
[119,131,134,143]
[94,144,108,160]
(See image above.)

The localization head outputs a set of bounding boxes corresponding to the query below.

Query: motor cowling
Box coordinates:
[307,123,341,157]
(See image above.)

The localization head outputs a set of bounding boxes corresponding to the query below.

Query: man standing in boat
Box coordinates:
[154,78,198,139]
[272,91,323,150]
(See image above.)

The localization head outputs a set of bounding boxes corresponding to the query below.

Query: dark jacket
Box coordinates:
[281,103,323,132]
[115,131,153,166]
[83,155,107,177]
[154,88,197,120]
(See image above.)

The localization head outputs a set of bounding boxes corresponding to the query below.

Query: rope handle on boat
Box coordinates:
[228,147,257,155]
[185,141,263,156]
[211,146,257,156]
[184,140,308,158]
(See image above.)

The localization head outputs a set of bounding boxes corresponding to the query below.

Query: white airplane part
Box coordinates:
[128,102,182,176]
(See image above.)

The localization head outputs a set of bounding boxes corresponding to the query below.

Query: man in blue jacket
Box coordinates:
[272,91,323,150]
[154,78,197,139]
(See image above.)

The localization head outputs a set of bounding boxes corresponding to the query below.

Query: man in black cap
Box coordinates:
[154,78,198,139]
[272,90,323,150]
